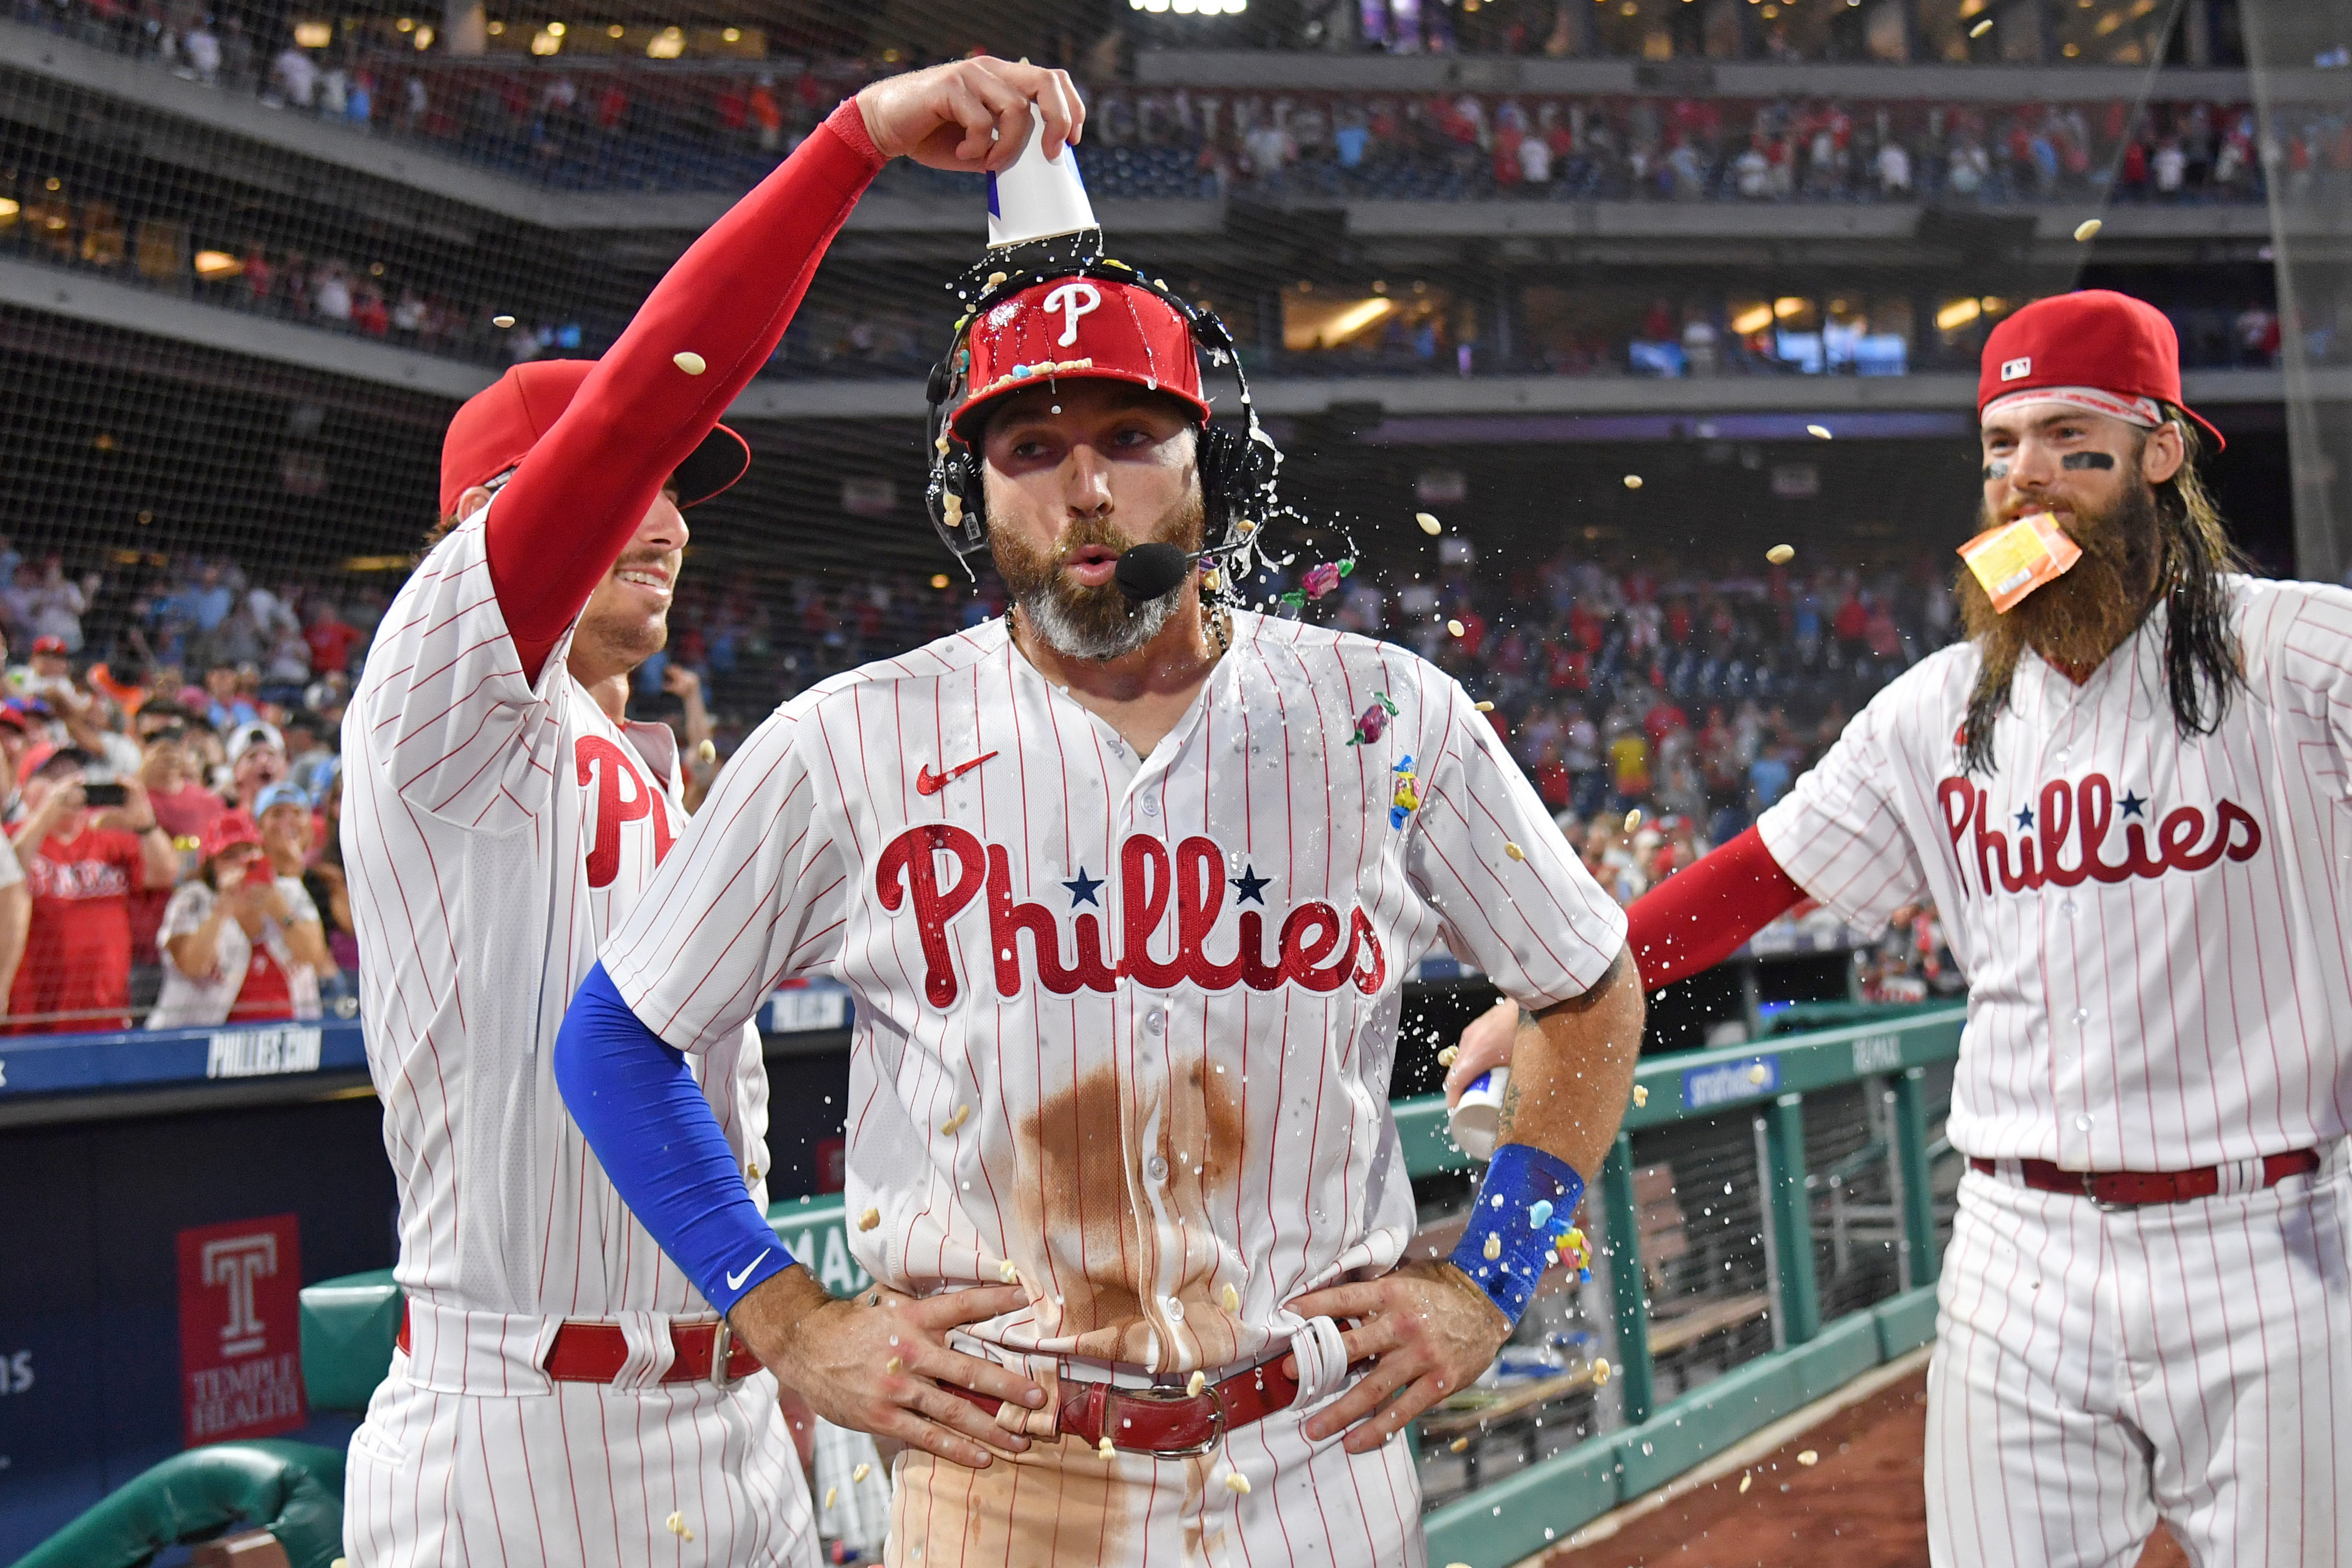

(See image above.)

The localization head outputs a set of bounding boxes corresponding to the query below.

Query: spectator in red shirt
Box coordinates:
[149,812,329,1029]
[302,599,361,678]
[7,747,177,1034]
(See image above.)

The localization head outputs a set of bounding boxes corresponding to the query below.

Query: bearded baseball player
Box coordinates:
[1449,288,2352,1564]
[554,135,1644,1564]
[339,59,1088,1567]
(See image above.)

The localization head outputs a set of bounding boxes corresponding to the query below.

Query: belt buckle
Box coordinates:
[709,1318,735,1391]
[1122,1380,1227,1459]
[2083,1172,2129,1213]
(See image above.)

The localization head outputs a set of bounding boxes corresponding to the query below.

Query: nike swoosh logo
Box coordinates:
[725,1250,771,1292]
[916,750,999,797]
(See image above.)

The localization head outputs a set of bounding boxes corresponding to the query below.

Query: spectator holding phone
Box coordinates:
[7,747,177,1033]
[148,812,328,1028]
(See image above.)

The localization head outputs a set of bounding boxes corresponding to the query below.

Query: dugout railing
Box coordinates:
[277,1002,1964,1567]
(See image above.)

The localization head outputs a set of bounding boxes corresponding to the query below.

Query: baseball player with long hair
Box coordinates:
[1448,290,2352,1565]
[339,59,1088,1567]
[553,136,1646,1563]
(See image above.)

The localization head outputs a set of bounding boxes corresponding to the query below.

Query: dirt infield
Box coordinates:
[1540,1368,2188,1568]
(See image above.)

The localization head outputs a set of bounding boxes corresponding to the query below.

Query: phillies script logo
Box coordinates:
[875,824,1386,1007]
[1938,773,2261,897]
[576,735,674,888]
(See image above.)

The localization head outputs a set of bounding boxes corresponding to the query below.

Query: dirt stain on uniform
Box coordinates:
[1015,1050,1248,1368]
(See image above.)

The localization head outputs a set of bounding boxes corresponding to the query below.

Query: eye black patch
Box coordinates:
[1981,460,2011,481]
[2061,452,2116,471]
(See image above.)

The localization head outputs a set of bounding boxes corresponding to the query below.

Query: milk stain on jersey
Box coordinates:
[1014,1051,1247,1368]
[888,1426,1155,1564]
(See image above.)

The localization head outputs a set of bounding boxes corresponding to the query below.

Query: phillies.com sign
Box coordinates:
[176,1213,307,1446]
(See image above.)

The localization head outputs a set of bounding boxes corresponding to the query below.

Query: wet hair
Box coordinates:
[1960,408,2245,776]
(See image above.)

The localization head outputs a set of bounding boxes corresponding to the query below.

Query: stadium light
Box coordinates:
[0,198,18,224]
[413,24,433,48]
[647,24,686,57]
[530,26,562,54]
[193,250,244,279]
[1935,297,1983,331]
[292,20,332,47]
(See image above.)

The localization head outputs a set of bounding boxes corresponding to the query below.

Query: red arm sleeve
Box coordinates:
[1624,826,1808,992]
[488,98,886,681]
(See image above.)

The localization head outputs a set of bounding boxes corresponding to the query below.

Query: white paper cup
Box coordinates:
[1449,1067,1510,1162]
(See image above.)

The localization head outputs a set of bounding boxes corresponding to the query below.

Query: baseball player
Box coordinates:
[553,134,1645,1565]
[1447,289,2352,1565]
[338,59,1091,1567]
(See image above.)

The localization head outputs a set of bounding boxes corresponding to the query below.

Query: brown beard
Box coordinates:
[991,490,1207,661]
[1957,476,2162,685]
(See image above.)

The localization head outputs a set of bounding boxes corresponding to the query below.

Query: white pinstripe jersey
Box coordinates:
[603,610,1627,1374]
[1760,576,2352,1171]
[343,507,767,1317]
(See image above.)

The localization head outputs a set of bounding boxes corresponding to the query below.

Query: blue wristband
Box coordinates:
[1446,1143,1590,1328]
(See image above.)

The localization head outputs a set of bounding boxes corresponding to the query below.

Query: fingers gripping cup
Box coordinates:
[1450,1068,1510,1162]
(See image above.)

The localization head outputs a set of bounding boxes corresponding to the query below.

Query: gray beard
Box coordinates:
[1014,581,1180,661]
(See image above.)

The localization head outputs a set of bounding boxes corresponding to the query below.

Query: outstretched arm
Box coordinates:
[1444,826,1806,1105]
[490,58,1086,681]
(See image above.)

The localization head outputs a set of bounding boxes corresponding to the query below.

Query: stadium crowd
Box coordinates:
[7,0,2319,204]
[0,528,1967,1034]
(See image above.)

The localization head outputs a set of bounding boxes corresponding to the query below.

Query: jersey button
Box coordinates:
[1164,1296,1186,1322]
[2074,1113,2094,1132]
[1145,1154,1170,1183]
[1142,799,1159,818]
[2072,1008,2090,1023]
[1146,1010,1167,1034]
[2060,899,2078,917]
[2056,747,2072,764]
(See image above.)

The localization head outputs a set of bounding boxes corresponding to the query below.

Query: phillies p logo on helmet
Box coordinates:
[1043,282,1101,347]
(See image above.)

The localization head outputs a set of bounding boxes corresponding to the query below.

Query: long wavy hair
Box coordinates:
[1959,409,2246,777]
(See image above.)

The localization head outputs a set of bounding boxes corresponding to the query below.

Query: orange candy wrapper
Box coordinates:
[1957,512,2084,613]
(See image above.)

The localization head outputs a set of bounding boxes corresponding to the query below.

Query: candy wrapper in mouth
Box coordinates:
[1957,512,2084,613]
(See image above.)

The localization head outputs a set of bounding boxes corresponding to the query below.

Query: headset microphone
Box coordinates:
[1112,542,1198,603]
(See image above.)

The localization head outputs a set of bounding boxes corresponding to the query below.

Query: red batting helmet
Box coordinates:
[438,359,752,519]
[947,273,1210,442]
[1978,290,2223,452]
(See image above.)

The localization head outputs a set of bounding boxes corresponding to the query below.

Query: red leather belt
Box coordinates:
[949,1352,1362,1457]
[1969,1150,2321,1207]
[396,1304,762,1386]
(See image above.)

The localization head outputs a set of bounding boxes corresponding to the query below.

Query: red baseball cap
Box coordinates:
[28,635,67,657]
[438,359,752,518]
[950,275,1207,442]
[1978,290,2223,452]
[201,811,264,865]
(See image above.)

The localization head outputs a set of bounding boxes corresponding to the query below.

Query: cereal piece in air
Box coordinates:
[859,1207,881,1231]
[1099,1435,1117,1461]
[824,1487,837,1509]
[940,1104,971,1136]
[1483,1233,1502,1261]
[492,314,516,328]
[1415,512,1443,535]
[1436,1045,1458,1067]
[1798,1450,1819,1466]
[852,1462,871,1484]
[1740,1471,1754,1494]
[1806,424,1831,441]
[666,1512,694,1541]
[1632,1084,1649,1107]
[673,351,707,376]
[1449,1436,1470,1453]
[1223,1473,1251,1495]
[1748,1063,1770,1085]
[1623,475,1643,489]
[1475,700,1494,711]
[1221,1282,1242,1312]
[1623,808,1643,833]
[999,1258,1019,1283]
[1188,1370,1208,1397]
[1592,1358,1613,1385]
[1447,618,1465,638]
[2073,218,2102,242]
[1766,544,1795,565]
[1505,841,1525,861]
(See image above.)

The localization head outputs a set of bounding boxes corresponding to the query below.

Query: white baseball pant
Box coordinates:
[1926,1144,2352,1567]
[342,1300,817,1567]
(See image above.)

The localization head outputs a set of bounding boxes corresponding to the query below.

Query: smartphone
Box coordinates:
[82,782,129,807]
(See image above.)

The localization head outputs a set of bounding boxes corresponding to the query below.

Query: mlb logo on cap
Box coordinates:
[2001,356,2032,381]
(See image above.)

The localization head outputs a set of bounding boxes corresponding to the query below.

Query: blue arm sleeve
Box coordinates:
[553,962,792,1315]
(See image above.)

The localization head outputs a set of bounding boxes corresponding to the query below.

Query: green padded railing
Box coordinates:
[292,1004,1967,1567]
[16,1440,348,1568]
